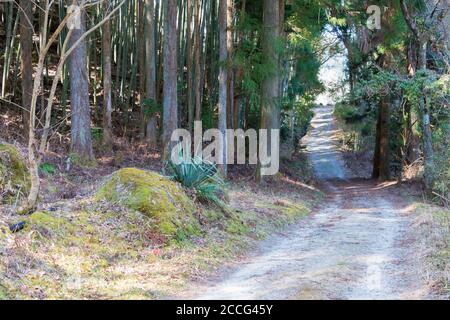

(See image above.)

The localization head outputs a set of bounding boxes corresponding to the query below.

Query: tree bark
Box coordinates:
[405,40,420,164]
[372,55,391,180]
[373,96,391,181]
[145,0,158,148]
[19,0,33,142]
[233,0,246,130]
[162,0,178,161]
[256,0,280,182]
[218,0,228,176]
[68,6,95,163]
[226,0,234,129]
[138,0,146,139]
[102,0,113,148]
[193,0,203,122]
[186,0,194,130]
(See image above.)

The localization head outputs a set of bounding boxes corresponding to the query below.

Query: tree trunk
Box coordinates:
[256,0,280,182]
[145,0,158,148]
[102,0,113,148]
[193,0,203,122]
[162,0,178,161]
[406,40,420,164]
[138,0,146,139]
[186,0,194,130]
[417,39,427,71]
[233,0,246,130]
[218,0,228,176]
[421,95,434,189]
[373,99,392,181]
[372,55,391,180]
[69,7,95,163]
[418,40,434,189]
[226,0,234,129]
[19,0,33,142]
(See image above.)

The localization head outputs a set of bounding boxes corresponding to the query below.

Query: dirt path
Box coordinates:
[184,105,426,300]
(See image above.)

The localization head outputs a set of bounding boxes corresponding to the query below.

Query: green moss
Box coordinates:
[69,153,97,168]
[0,224,11,241]
[0,285,8,300]
[95,168,200,242]
[0,143,31,204]
[28,211,71,229]
[225,217,249,235]
[283,203,309,219]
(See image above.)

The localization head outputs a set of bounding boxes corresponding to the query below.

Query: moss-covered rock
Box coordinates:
[0,143,31,204]
[95,168,200,242]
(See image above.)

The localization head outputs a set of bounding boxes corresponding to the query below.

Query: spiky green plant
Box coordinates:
[166,152,226,206]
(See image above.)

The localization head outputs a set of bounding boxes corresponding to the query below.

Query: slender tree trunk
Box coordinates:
[155,0,164,105]
[406,40,420,164]
[193,0,203,122]
[145,0,158,148]
[69,6,95,163]
[138,0,146,139]
[233,0,246,130]
[256,0,280,182]
[378,92,390,180]
[102,0,113,148]
[417,39,434,188]
[372,55,391,180]
[226,0,234,129]
[218,0,228,176]
[162,0,178,161]
[19,0,33,142]
[26,0,50,210]
[417,39,427,71]
[186,0,194,130]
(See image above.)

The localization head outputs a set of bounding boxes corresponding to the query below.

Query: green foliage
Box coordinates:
[39,163,57,176]
[334,100,376,152]
[345,55,449,199]
[142,98,160,119]
[334,102,361,122]
[167,152,226,207]
[91,127,103,143]
[281,98,315,143]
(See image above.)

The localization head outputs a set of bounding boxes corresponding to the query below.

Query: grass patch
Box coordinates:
[412,203,450,298]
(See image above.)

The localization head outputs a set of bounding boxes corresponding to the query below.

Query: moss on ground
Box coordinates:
[95,168,200,242]
[0,143,30,204]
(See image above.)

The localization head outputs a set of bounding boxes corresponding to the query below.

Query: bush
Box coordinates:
[166,153,226,207]
[334,102,361,122]
[39,162,57,176]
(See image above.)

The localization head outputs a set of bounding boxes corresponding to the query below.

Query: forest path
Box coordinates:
[183,105,426,300]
